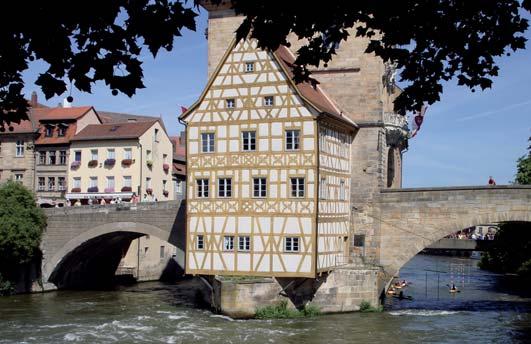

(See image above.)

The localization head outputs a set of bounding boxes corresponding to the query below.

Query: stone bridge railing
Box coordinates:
[43,200,182,216]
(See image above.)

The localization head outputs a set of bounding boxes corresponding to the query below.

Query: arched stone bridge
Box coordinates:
[41,200,185,290]
[39,186,530,291]
[372,185,531,278]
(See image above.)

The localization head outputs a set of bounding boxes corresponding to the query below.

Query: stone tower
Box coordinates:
[200,2,409,264]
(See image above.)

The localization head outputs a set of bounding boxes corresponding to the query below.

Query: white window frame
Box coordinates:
[264,96,274,107]
[196,179,209,198]
[285,130,300,151]
[123,148,132,160]
[319,177,327,200]
[59,150,67,165]
[73,177,81,189]
[242,131,256,151]
[14,173,23,182]
[106,176,115,189]
[15,140,24,157]
[38,177,45,191]
[201,133,215,153]
[290,177,305,198]
[48,151,56,165]
[339,179,346,201]
[89,177,98,188]
[238,236,250,251]
[245,62,254,72]
[38,151,46,165]
[176,180,183,194]
[196,235,204,250]
[47,177,55,191]
[284,237,300,252]
[226,98,235,109]
[218,178,232,198]
[107,149,115,159]
[58,177,66,191]
[123,176,132,187]
[223,236,234,251]
[90,149,98,161]
[74,150,82,162]
[253,177,267,198]
[146,177,152,189]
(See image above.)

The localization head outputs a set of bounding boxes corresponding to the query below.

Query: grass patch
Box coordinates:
[359,300,383,312]
[255,300,321,319]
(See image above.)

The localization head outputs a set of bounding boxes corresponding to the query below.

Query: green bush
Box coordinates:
[359,300,383,312]
[0,181,46,284]
[255,300,321,319]
[0,273,15,296]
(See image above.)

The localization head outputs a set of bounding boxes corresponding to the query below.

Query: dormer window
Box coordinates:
[58,126,66,137]
[226,99,235,109]
[45,126,53,137]
[245,62,255,72]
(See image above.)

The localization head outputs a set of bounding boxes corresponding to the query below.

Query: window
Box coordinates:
[48,151,56,165]
[73,177,81,189]
[58,126,66,137]
[353,235,365,247]
[163,180,167,191]
[264,96,274,107]
[245,62,254,72]
[319,177,327,199]
[38,152,46,165]
[123,148,132,160]
[201,133,215,153]
[90,149,98,161]
[242,131,256,151]
[163,153,168,163]
[123,176,132,187]
[146,150,152,160]
[58,177,66,191]
[106,176,115,189]
[239,236,250,251]
[47,177,55,191]
[176,180,183,194]
[339,179,346,200]
[146,177,152,189]
[285,130,300,150]
[284,237,300,252]
[218,178,232,198]
[226,98,235,109]
[74,151,81,162]
[196,235,204,250]
[196,179,209,198]
[59,151,67,165]
[253,178,267,198]
[89,177,98,188]
[107,149,115,159]
[223,236,234,251]
[160,245,165,259]
[15,140,24,157]
[15,173,23,183]
[38,177,45,191]
[45,126,53,137]
[154,128,159,142]
[290,178,305,198]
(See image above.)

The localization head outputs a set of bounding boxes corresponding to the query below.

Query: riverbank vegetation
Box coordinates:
[359,301,383,313]
[255,300,320,319]
[0,181,46,293]
[479,222,531,280]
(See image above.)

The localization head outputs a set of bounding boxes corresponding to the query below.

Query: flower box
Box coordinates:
[104,158,116,166]
[70,161,81,169]
[121,186,132,192]
[146,160,153,168]
[104,187,115,193]
[70,187,81,193]
[88,160,98,168]
[146,188,153,195]
[163,190,169,197]
[87,186,99,193]
[121,159,133,166]
[163,163,170,172]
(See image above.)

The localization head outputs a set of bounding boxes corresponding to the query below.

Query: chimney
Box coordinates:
[30,91,38,107]
[180,131,186,146]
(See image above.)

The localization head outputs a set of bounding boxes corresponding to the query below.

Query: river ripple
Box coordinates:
[0,255,530,344]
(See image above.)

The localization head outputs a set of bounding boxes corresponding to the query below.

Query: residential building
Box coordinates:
[180,39,356,277]
[32,105,101,206]
[170,132,186,199]
[67,120,174,203]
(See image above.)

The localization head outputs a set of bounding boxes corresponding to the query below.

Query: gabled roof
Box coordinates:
[31,106,95,121]
[71,120,159,141]
[99,111,159,124]
[35,122,78,145]
[179,39,357,129]
[0,118,38,135]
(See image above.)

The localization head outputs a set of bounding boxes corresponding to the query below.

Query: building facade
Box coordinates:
[181,38,356,277]
[171,132,187,199]
[67,120,174,203]
[0,121,38,189]
[33,106,101,206]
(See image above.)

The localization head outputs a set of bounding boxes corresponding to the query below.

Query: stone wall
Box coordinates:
[210,265,381,318]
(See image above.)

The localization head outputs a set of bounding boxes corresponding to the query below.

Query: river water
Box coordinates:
[1,255,530,344]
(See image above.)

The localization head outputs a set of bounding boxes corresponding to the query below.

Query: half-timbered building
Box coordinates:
[180,39,357,277]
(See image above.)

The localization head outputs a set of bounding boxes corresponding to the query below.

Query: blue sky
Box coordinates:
[21,10,530,188]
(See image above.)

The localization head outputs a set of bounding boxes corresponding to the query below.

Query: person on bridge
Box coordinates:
[488,176,496,186]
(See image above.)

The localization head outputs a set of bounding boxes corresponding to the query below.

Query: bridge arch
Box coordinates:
[44,222,180,289]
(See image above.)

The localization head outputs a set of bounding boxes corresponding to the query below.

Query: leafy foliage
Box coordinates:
[255,300,321,319]
[514,137,531,185]
[479,222,531,279]
[0,181,46,276]
[1,1,530,123]
[0,273,15,296]
[359,300,383,312]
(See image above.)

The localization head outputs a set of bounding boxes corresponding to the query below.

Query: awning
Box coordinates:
[65,192,133,200]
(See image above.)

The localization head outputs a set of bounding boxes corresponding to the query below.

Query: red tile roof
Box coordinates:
[35,123,78,145]
[170,135,186,160]
[31,106,93,121]
[99,111,158,124]
[0,118,37,134]
[173,162,186,176]
[72,120,158,141]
